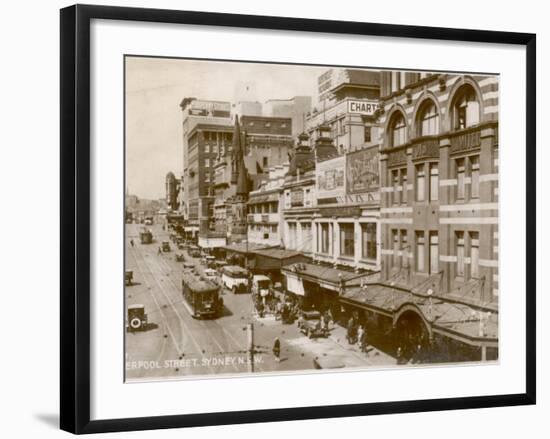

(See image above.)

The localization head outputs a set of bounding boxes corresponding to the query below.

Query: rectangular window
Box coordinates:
[429,163,439,201]
[392,229,399,266]
[204,158,210,168]
[263,157,268,168]
[416,231,425,272]
[340,224,355,257]
[429,232,439,274]
[470,231,479,278]
[321,223,329,254]
[456,231,465,277]
[416,164,425,201]
[392,170,400,205]
[401,169,408,204]
[470,156,480,199]
[205,143,210,153]
[212,143,217,153]
[401,230,408,267]
[288,223,297,249]
[364,126,371,143]
[361,223,377,260]
[391,71,399,93]
[456,158,465,199]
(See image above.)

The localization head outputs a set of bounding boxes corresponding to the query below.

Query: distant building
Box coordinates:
[306,69,381,154]
[165,171,180,211]
[180,98,233,240]
[264,96,312,135]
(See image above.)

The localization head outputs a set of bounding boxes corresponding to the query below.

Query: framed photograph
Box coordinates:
[60,4,536,434]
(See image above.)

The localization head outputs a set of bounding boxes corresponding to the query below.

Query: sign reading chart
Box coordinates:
[347,100,379,116]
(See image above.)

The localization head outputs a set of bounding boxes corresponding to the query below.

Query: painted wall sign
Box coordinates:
[316,155,346,199]
[346,147,380,194]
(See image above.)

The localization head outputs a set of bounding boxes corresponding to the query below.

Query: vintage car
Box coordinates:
[201,255,216,268]
[297,310,329,338]
[203,268,219,284]
[189,246,201,258]
[221,265,250,294]
[126,304,148,332]
[251,274,271,298]
[175,253,185,262]
[139,228,153,244]
[125,269,133,286]
[161,241,171,252]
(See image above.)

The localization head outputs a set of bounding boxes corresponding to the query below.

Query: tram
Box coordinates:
[181,271,223,319]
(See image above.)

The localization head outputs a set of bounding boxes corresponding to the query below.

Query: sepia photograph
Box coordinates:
[124,56,499,382]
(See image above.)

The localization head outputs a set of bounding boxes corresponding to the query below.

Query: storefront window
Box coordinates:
[340,224,355,257]
[471,155,480,199]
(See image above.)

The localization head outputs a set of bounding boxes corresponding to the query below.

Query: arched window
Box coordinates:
[417,100,439,136]
[390,112,407,147]
[452,84,480,130]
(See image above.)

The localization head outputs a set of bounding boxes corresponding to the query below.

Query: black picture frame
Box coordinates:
[60,4,536,434]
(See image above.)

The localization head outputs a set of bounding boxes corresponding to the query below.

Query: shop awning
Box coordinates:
[252,249,309,271]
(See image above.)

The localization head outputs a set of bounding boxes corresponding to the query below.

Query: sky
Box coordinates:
[125,57,328,200]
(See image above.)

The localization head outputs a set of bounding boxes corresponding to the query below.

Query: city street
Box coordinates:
[125,223,393,381]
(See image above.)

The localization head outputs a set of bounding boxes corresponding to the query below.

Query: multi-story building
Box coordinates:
[247,163,289,247]
[164,171,180,211]
[374,71,499,360]
[212,115,294,244]
[180,98,233,241]
[264,96,312,136]
[306,69,381,154]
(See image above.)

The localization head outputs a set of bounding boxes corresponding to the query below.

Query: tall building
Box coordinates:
[164,171,179,211]
[264,96,312,135]
[180,97,233,241]
[376,71,499,359]
[306,69,381,154]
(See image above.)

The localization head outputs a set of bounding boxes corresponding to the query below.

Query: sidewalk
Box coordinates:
[327,324,397,367]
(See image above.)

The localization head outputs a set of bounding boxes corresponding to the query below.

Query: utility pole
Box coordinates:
[247,323,254,373]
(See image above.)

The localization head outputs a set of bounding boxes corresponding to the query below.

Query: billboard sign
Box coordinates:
[346,147,379,194]
[316,156,346,199]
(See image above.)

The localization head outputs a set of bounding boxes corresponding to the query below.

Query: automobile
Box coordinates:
[161,241,171,252]
[175,253,185,262]
[125,269,134,286]
[221,265,250,294]
[126,304,148,332]
[203,268,219,283]
[183,262,195,272]
[251,274,271,298]
[214,260,227,270]
[202,255,216,268]
[297,310,329,338]
[189,246,201,258]
[139,228,153,244]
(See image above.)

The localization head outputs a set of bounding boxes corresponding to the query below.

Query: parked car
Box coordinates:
[297,310,329,338]
[161,241,171,252]
[126,304,148,332]
[125,269,134,286]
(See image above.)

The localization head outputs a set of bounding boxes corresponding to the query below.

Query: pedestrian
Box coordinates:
[360,328,369,355]
[357,325,364,350]
[157,247,162,256]
[272,337,281,362]
[130,239,134,247]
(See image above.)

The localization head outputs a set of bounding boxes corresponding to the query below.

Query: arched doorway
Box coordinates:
[393,306,432,363]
